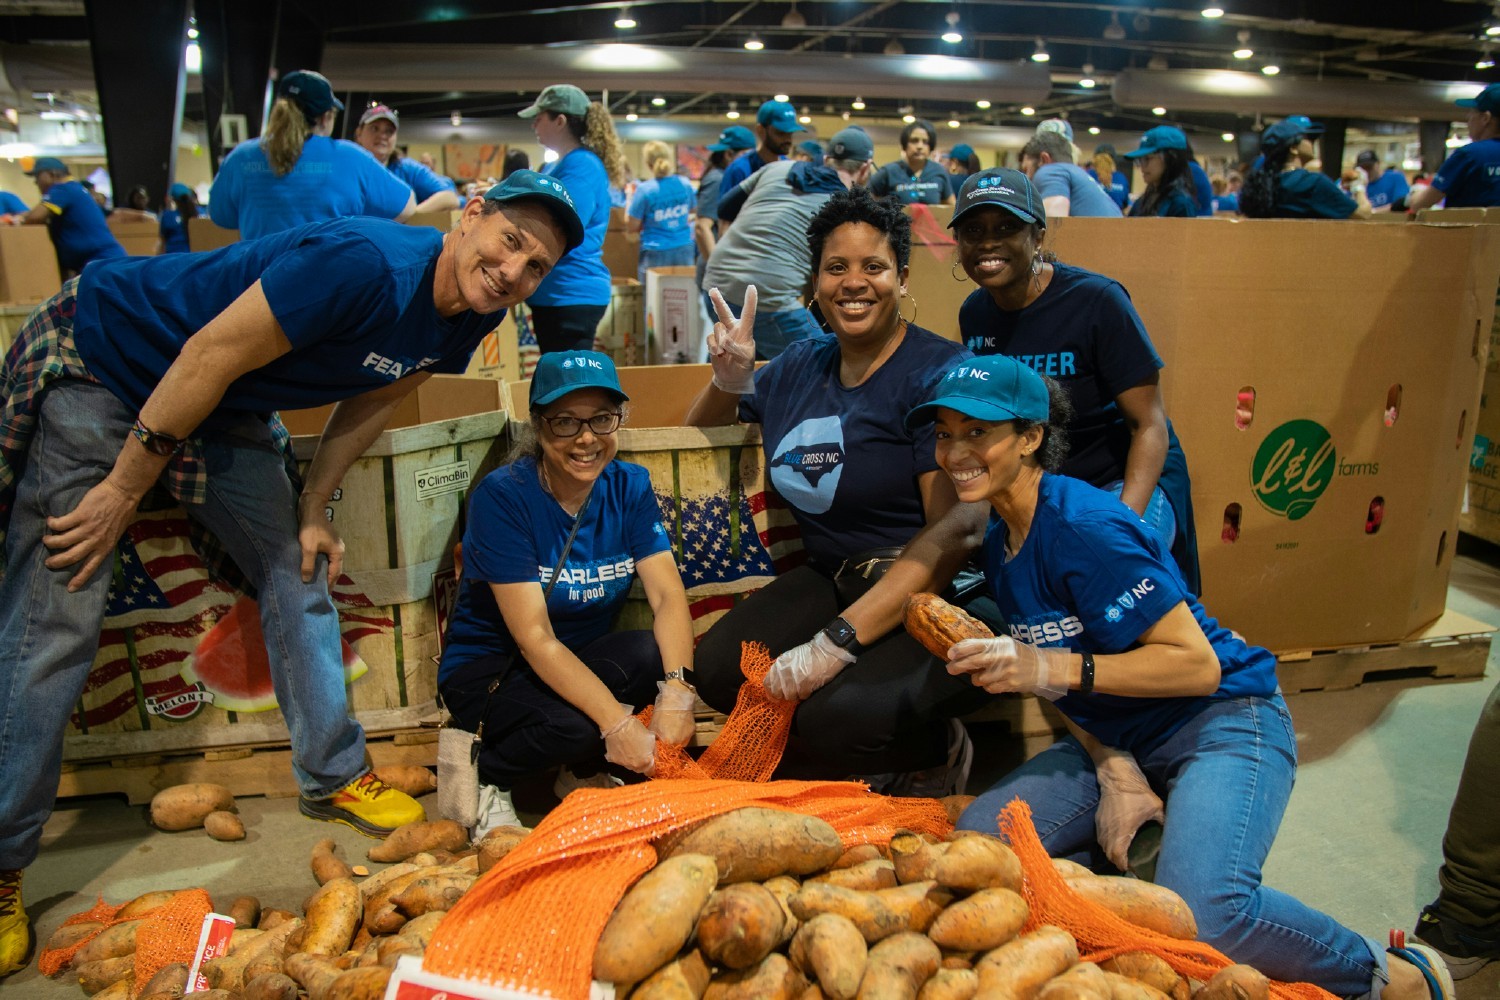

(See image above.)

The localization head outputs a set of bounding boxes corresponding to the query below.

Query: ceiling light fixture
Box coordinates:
[614,7,636,29]
[1479,49,1497,70]
[187,26,199,39]
[1488,23,1500,37]
[976,99,991,109]
[1088,126,1101,135]
[851,96,866,110]
[1079,77,1096,88]
[726,100,740,120]
[744,34,764,51]
[1201,6,1224,17]
[1152,106,1167,116]
[1104,12,1126,41]
[781,2,806,28]
[1222,132,1235,142]
[942,11,963,44]
[1233,30,1253,59]
[884,38,905,55]
[799,106,812,124]
[626,111,638,121]
[450,110,462,127]
[948,118,961,128]
[1031,38,1050,62]
[774,93,790,103]
[651,95,666,106]
[1020,106,1036,116]
[1262,62,1280,75]
[902,113,916,124]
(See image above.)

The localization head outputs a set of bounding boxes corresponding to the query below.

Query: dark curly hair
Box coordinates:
[1011,375,1074,472]
[1239,142,1296,218]
[806,186,912,273]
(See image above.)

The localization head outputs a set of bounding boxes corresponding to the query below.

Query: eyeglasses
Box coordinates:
[538,412,623,438]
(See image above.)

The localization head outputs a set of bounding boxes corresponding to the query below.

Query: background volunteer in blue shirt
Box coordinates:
[1122,127,1198,218]
[947,143,980,180]
[1408,83,1500,213]
[1086,144,1130,210]
[1240,118,1371,220]
[716,100,804,211]
[1020,131,1122,219]
[869,118,954,206]
[686,188,990,793]
[209,70,416,241]
[694,126,756,312]
[0,172,585,966]
[1356,150,1410,212]
[1184,137,1216,217]
[950,168,1199,594]
[628,139,696,288]
[439,351,697,837]
[353,104,461,214]
[900,353,1453,1000]
[20,156,125,278]
[156,182,198,254]
[0,190,27,217]
[520,83,624,354]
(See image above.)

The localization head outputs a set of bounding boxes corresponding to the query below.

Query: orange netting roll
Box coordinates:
[37,887,212,997]
[996,799,1337,1000]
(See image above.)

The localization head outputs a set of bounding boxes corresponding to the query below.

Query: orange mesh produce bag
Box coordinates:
[37,887,211,996]
[996,799,1337,1000]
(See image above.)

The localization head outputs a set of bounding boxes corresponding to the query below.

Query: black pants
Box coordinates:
[694,565,992,777]
[438,630,662,788]
[529,303,608,355]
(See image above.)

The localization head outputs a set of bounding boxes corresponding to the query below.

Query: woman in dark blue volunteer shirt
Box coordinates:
[628,140,696,287]
[950,168,1199,594]
[684,187,989,793]
[353,104,461,214]
[904,353,1454,1000]
[1240,117,1372,220]
[1122,127,1198,218]
[438,351,697,838]
[870,119,954,206]
[0,173,585,978]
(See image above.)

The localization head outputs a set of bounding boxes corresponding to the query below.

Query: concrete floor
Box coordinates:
[10,546,1500,999]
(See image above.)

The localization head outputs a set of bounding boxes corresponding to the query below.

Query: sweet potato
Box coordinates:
[367,819,468,863]
[875,882,953,935]
[1100,972,1173,1000]
[1051,858,1093,879]
[201,917,300,991]
[657,808,843,883]
[939,796,977,826]
[1036,962,1112,1000]
[809,859,899,892]
[857,931,941,1000]
[74,919,144,965]
[904,592,993,659]
[193,992,239,1000]
[363,868,428,935]
[926,887,1028,951]
[391,870,476,917]
[258,908,297,930]
[1195,964,1269,1000]
[1066,877,1197,940]
[90,981,131,1000]
[833,845,885,869]
[934,837,1023,893]
[227,895,261,928]
[150,783,236,831]
[476,825,531,873]
[322,966,393,1000]
[697,882,786,969]
[633,949,713,1000]
[594,853,719,984]
[917,967,978,1000]
[310,838,354,885]
[299,877,362,957]
[243,972,300,1000]
[704,952,807,1000]
[286,953,342,1000]
[765,875,802,945]
[1098,953,1189,1000]
[790,882,905,943]
[137,962,190,1000]
[118,889,191,919]
[356,862,419,901]
[44,919,104,954]
[890,832,942,884]
[789,913,867,1000]
[974,925,1079,1000]
[205,810,246,841]
[391,909,447,949]
[76,954,133,995]
[939,954,975,970]
[371,765,437,797]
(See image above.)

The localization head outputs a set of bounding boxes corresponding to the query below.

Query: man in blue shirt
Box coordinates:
[1409,83,1500,212]
[716,100,803,221]
[20,157,126,278]
[1020,131,1122,218]
[1354,152,1409,212]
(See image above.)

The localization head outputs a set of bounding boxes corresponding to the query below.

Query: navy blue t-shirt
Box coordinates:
[738,325,968,567]
[869,160,952,205]
[158,209,190,253]
[1432,139,1500,208]
[72,217,497,415]
[959,265,1162,488]
[983,474,1277,753]
[1273,169,1358,219]
[42,180,126,272]
[439,457,673,681]
[718,150,771,205]
[1366,170,1410,210]
[1127,183,1196,218]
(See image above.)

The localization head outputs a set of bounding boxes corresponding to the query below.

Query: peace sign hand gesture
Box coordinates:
[706,285,757,394]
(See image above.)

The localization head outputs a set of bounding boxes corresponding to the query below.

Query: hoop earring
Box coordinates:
[1030,253,1042,278]
[899,290,917,326]
[951,260,969,283]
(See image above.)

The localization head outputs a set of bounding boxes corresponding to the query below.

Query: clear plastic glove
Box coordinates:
[601,705,657,775]
[706,285,757,394]
[648,680,698,747]
[946,636,1070,701]
[764,632,855,702]
[1094,751,1165,871]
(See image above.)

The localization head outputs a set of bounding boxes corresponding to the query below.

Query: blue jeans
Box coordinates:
[638,244,697,288]
[0,381,366,869]
[1105,480,1176,552]
[719,298,822,361]
[959,696,1390,999]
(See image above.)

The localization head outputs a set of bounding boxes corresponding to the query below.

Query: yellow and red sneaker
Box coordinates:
[298,772,425,837]
[0,868,32,978]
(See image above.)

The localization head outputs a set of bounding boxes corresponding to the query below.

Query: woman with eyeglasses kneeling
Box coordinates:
[437,351,697,837]
[903,353,1453,1000]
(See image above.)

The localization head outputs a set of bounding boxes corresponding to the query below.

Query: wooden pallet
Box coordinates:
[1274,608,1494,695]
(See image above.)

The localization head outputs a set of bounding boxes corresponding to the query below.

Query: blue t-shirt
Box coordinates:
[718,150,771,205]
[629,175,695,251]
[696,165,725,228]
[72,218,497,416]
[389,156,457,202]
[1274,169,1358,219]
[869,160,952,205]
[1188,160,1215,216]
[158,209,190,253]
[1032,163,1122,218]
[1127,183,1197,218]
[982,474,1277,753]
[738,325,968,567]
[1212,193,1239,213]
[1086,168,1130,210]
[531,147,611,308]
[42,180,126,272]
[1365,169,1410,210]
[959,264,1163,489]
[208,135,414,241]
[0,191,28,215]
[438,457,673,680]
[1432,139,1500,208]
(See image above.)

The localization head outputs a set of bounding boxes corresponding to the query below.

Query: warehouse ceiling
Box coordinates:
[0,1,1494,138]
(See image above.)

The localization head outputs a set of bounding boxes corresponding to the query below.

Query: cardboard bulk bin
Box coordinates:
[904,203,965,342]
[463,310,523,384]
[1047,217,1500,651]
[107,218,160,256]
[0,225,61,302]
[645,266,703,365]
[186,216,239,252]
[595,277,644,365]
[602,206,638,279]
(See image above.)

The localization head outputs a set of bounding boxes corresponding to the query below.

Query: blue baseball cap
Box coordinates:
[707,125,757,152]
[1260,117,1323,155]
[25,156,67,176]
[169,182,194,199]
[1457,83,1500,115]
[530,350,630,408]
[757,100,804,133]
[950,168,1045,228]
[278,69,343,119]
[1281,114,1325,136]
[1122,125,1187,159]
[826,126,875,162]
[484,169,586,253]
[798,139,824,157]
[949,143,976,165]
[905,355,1051,431]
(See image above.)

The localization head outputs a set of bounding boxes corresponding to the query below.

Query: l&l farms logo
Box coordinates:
[1250,419,1378,521]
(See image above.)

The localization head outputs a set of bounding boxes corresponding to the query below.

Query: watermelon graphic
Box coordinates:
[180,596,368,713]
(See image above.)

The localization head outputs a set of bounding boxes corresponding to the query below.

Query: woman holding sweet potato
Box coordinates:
[899,352,1452,1000]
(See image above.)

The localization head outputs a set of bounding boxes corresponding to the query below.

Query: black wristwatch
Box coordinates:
[821,616,866,655]
[131,419,187,457]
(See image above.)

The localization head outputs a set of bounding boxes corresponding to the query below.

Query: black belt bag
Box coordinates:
[832,546,904,606]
